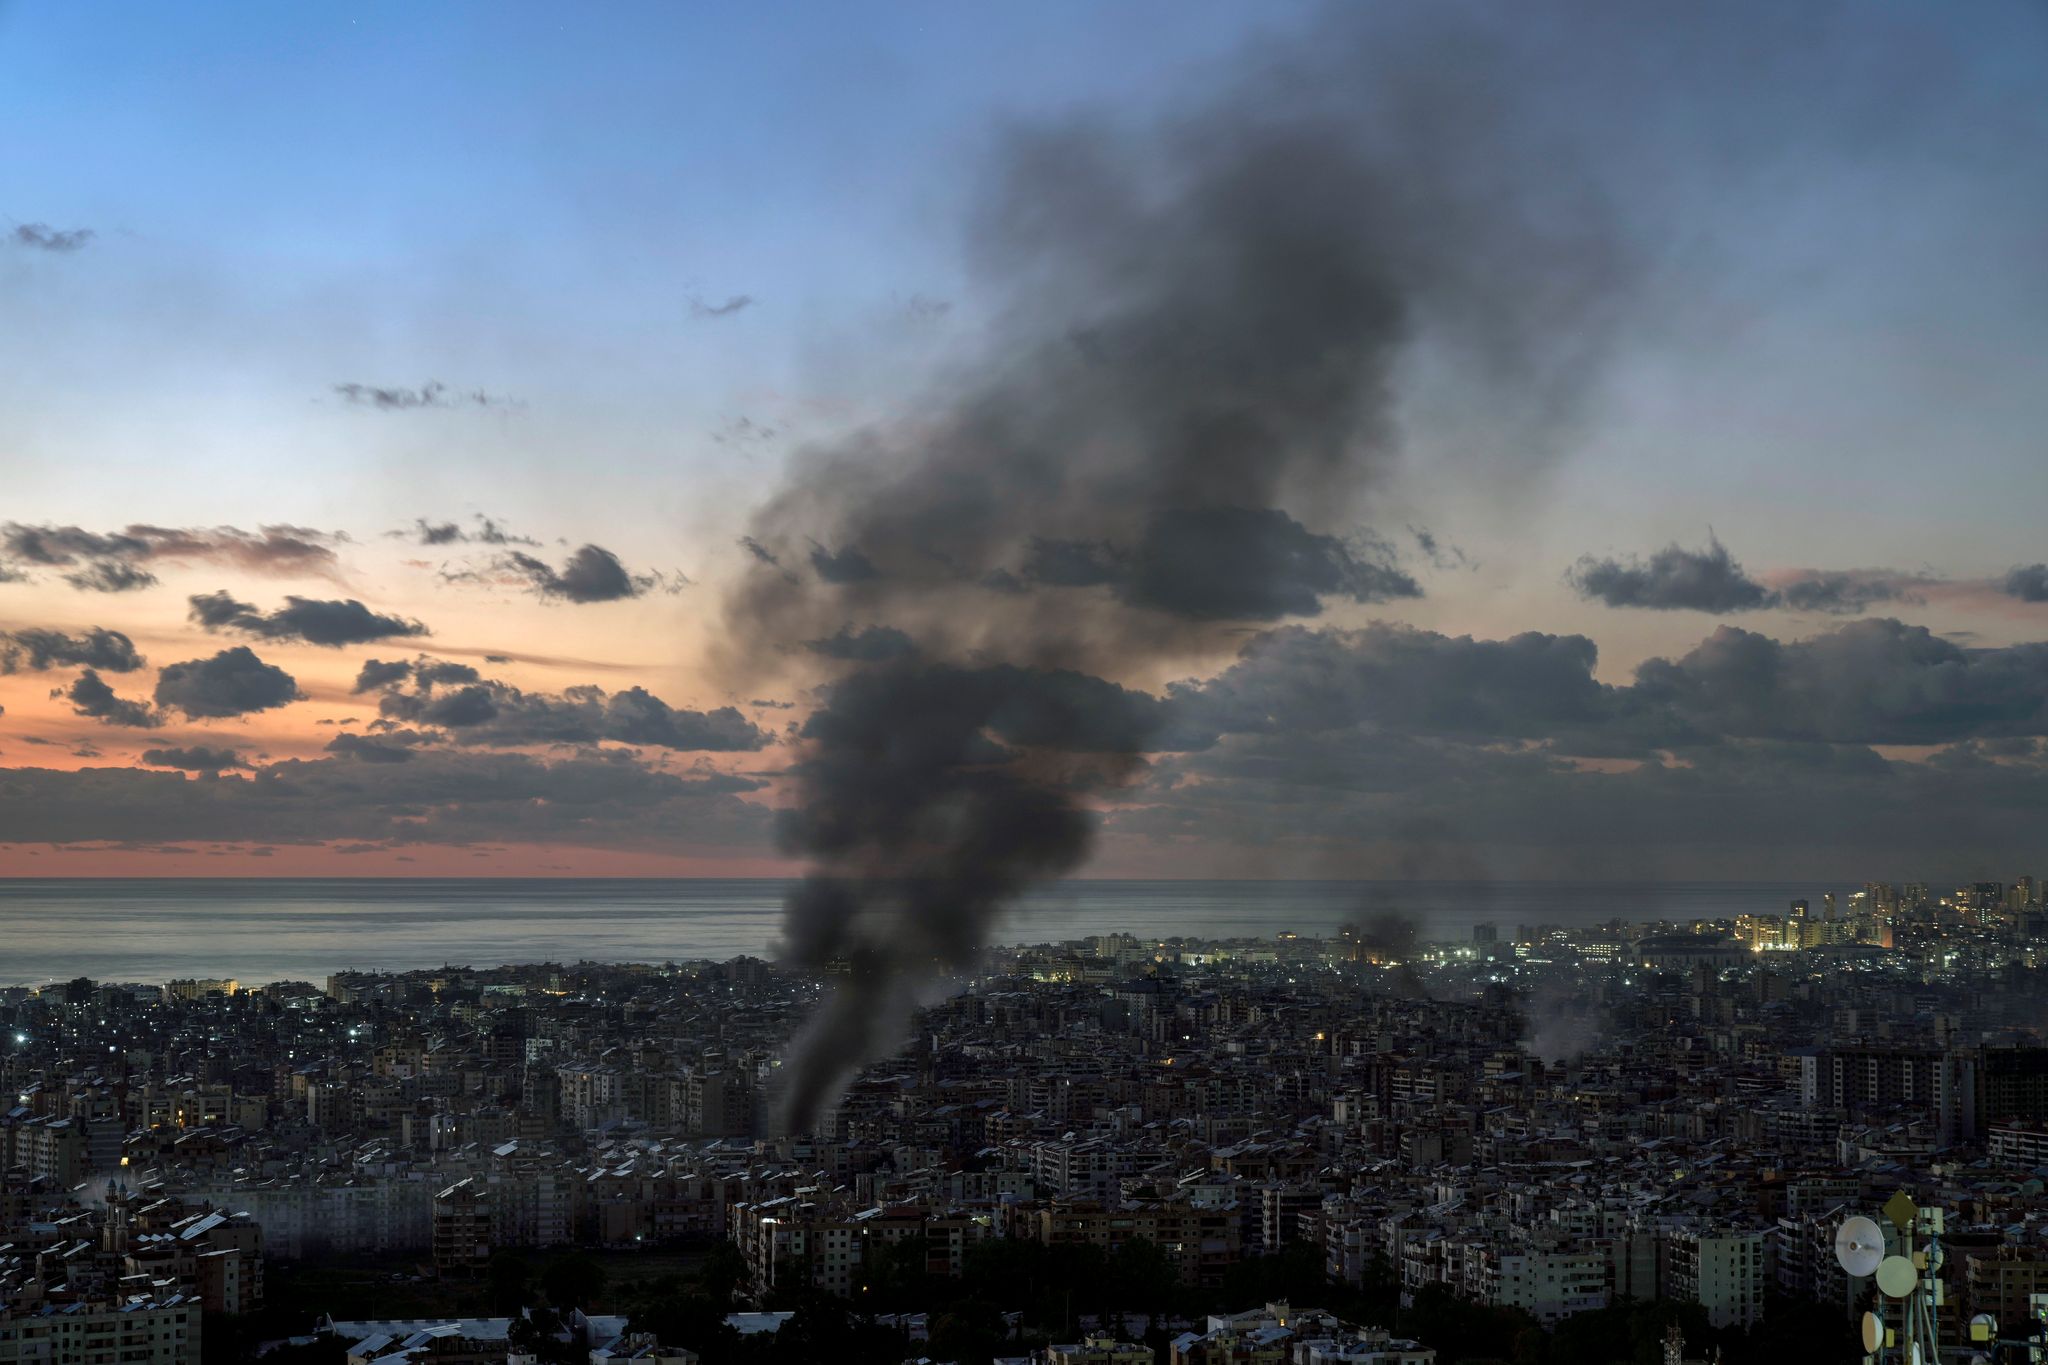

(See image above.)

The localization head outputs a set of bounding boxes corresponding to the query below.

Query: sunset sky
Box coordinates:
[5,1,2048,880]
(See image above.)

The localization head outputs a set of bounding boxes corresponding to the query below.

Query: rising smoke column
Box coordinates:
[725,8,1640,1132]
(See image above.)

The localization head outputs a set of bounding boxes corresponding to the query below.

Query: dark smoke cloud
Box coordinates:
[152,647,303,719]
[802,625,918,662]
[140,746,246,772]
[13,223,93,252]
[723,3,1655,1131]
[1,628,145,674]
[188,590,430,647]
[2005,564,2048,603]
[1568,538,1772,613]
[1341,909,1426,998]
[481,545,684,603]
[62,671,160,728]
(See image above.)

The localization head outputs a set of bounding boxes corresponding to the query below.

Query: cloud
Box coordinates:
[1,628,145,674]
[63,560,158,593]
[365,666,770,752]
[0,522,344,589]
[1631,617,2048,746]
[352,658,420,693]
[803,625,919,662]
[1567,537,1772,613]
[487,545,683,603]
[0,748,771,852]
[140,746,247,772]
[12,223,93,252]
[688,293,754,318]
[332,381,513,410]
[397,515,536,546]
[1771,569,1929,616]
[61,671,160,728]
[152,647,303,719]
[2004,564,2048,603]
[325,732,425,764]
[188,591,430,647]
[1572,542,1937,617]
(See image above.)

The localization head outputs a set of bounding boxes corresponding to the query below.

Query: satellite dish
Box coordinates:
[1907,1343,1923,1365]
[1877,1255,1919,1299]
[1861,1311,1883,1352]
[1969,1312,1997,1343]
[1836,1216,1886,1278]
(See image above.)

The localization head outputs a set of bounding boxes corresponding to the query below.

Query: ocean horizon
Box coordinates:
[0,876,1854,987]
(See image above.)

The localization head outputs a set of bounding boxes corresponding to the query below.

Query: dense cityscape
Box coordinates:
[6,879,2048,1363]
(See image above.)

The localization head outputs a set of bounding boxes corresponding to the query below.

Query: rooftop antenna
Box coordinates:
[1838,1194,1944,1365]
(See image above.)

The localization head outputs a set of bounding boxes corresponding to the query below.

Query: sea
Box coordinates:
[0,877,1835,988]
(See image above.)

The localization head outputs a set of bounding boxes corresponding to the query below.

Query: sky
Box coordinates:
[4,0,2048,882]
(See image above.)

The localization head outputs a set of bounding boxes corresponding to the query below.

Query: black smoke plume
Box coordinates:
[725,7,1639,1132]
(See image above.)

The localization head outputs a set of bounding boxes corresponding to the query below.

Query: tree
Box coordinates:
[488,1252,535,1315]
[541,1252,607,1312]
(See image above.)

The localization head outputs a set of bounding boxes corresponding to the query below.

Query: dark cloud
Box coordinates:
[0,628,145,674]
[64,560,158,593]
[1169,623,1626,748]
[1772,569,1928,616]
[62,671,160,728]
[1568,537,1772,613]
[1631,618,2048,746]
[802,625,919,662]
[399,515,535,546]
[152,647,303,719]
[2004,564,2048,603]
[325,733,423,764]
[12,223,93,252]
[489,545,683,603]
[352,658,419,694]
[0,522,343,590]
[687,293,754,319]
[351,656,482,694]
[332,381,512,410]
[1572,543,1935,617]
[0,749,770,852]
[139,747,246,772]
[365,667,770,752]
[188,590,430,647]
